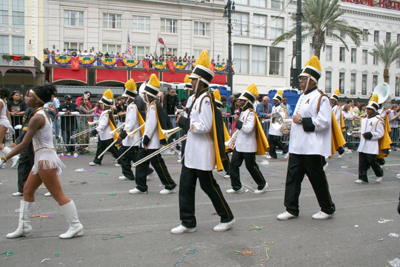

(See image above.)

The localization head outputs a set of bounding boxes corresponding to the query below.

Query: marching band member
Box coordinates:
[226,84,269,194]
[129,74,177,195]
[277,56,336,221]
[2,84,83,239]
[172,50,234,234]
[355,94,386,184]
[117,79,145,181]
[268,90,288,159]
[89,89,121,166]
[330,89,346,158]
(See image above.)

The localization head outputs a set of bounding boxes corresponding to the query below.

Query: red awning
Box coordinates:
[211,75,227,85]
[96,69,127,84]
[130,70,159,82]
[162,72,187,83]
[52,68,87,84]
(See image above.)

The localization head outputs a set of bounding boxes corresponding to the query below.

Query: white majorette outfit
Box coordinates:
[279,56,335,221]
[330,89,345,157]
[173,50,234,234]
[90,89,121,166]
[32,109,66,176]
[356,95,384,183]
[268,90,288,159]
[227,83,269,194]
[129,74,176,194]
[0,98,20,168]
[118,79,145,181]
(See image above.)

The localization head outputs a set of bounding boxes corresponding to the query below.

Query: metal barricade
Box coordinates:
[9,115,24,142]
[390,124,400,148]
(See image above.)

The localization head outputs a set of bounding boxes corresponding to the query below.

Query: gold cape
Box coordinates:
[108,110,119,142]
[330,110,346,157]
[249,108,270,156]
[152,102,167,143]
[340,111,345,132]
[377,115,392,159]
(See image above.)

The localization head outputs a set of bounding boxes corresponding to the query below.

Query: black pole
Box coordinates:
[226,0,233,95]
[294,0,302,89]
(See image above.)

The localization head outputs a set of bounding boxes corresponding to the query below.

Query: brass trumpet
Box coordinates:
[347,127,360,136]
[70,121,99,139]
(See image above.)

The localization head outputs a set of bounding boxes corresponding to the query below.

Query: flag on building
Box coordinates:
[157,34,169,53]
[126,33,133,58]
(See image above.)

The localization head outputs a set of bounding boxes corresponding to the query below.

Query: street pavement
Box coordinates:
[0,148,399,267]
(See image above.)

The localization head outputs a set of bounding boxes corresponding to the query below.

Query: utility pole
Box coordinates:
[224,0,235,95]
[293,0,302,89]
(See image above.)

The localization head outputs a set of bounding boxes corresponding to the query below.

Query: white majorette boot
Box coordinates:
[2,147,20,168]
[59,200,83,239]
[7,200,34,238]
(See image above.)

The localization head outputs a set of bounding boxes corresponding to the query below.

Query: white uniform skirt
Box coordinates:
[32,148,66,176]
[0,118,15,134]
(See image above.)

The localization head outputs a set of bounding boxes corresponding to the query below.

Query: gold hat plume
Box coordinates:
[304,56,322,72]
[334,89,340,96]
[213,89,222,101]
[148,74,160,88]
[246,83,259,98]
[195,50,210,69]
[125,79,137,91]
[276,90,283,98]
[369,94,379,103]
[184,74,191,84]
[103,89,113,99]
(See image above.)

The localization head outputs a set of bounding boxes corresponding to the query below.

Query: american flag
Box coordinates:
[126,33,133,57]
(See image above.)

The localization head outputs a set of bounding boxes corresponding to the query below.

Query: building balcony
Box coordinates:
[0,55,42,69]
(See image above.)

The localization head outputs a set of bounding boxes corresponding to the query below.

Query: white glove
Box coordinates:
[14,125,22,130]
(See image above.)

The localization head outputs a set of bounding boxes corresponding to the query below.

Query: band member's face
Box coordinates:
[273,99,279,106]
[330,99,335,106]
[190,79,199,89]
[238,99,246,107]
[366,108,375,116]
[99,103,104,110]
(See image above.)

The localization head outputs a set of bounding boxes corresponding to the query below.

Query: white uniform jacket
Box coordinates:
[184,95,195,119]
[122,102,140,147]
[98,110,112,140]
[289,88,332,157]
[357,115,384,155]
[269,105,286,137]
[332,105,341,129]
[185,92,215,171]
[142,102,161,150]
[235,108,257,153]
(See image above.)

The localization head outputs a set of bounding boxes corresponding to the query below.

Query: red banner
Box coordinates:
[162,72,188,83]
[130,71,159,82]
[211,75,227,85]
[142,60,150,72]
[166,61,175,74]
[96,69,127,84]
[71,56,80,70]
[52,68,87,84]
[209,64,215,73]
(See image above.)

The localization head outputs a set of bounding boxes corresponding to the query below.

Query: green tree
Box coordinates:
[369,41,400,83]
[272,0,363,59]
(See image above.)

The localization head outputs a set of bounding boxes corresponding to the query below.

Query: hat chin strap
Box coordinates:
[144,93,149,104]
[194,79,200,95]
[304,76,311,93]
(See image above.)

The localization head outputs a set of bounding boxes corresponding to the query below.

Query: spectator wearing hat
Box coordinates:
[57,95,79,155]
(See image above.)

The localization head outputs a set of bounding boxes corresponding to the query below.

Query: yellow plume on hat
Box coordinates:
[246,83,259,98]
[276,90,283,98]
[125,79,137,91]
[369,93,379,103]
[184,74,191,84]
[194,50,210,69]
[148,74,160,88]
[103,89,113,99]
[213,89,221,101]
[334,89,340,96]
[304,56,322,72]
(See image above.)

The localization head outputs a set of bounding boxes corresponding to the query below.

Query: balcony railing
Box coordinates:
[0,56,41,69]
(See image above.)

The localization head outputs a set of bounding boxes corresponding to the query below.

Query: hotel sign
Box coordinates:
[342,0,400,10]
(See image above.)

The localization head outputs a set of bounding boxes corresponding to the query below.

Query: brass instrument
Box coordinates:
[97,123,126,159]
[271,113,292,135]
[113,124,146,162]
[161,127,182,140]
[110,122,125,136]
[347,127,360,136]
[70,121,98,139]
[372,82,391,109]
[225,130,239,149]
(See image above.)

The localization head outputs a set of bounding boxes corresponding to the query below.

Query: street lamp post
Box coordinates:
[224,0,235,95]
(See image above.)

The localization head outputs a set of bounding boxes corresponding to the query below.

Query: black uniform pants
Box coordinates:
[179,163,234,228]
[18,143,34,193]
[337,146,345,155]
[93,137,121,165]
[135,148,176,192]
[222,152,231,175]
[120,145,139,180]
[358,152,383,182]
[230,148,266,190]
[268,134,288,159]
[284,154,335,216]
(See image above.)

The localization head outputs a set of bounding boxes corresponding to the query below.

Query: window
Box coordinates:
[252,46,267,75]
[194,22,210,36]
[234,44,249,73]
[325,71,332,93]
[340,31,345,38]
[269,47,283,75]
[339,47,345,62]
[362,74,367,95]
[0,0,8,25]
[350,73,356,94]
[362,29,368,41]
[102,44,121,53]
[133,16,150,31]
[373,52,378,65]
[103,13,121,29]
[233,13,248,36]
[374,30,379,43]
[194,49,203,59]
[253,15,266,38]
[64,42,83,51]
[270,17,283,39]
[271,0,283,9]
[235,0,248,4]
[160,18,177,33]
[373,75,378,89]
[326,28,333,37]
[253,0,265,8]
[339,72,345,94]
[351,48,356,63]
[326,45,332,61]
[160,47,177,56]
[64,11,83,27]
[362,50,368,64]
[132,46,150,59]
[12,0,24,26]
[0,35,9,53]
[386,32,391,42]
[396,77,400,97]
[12,36,23,55]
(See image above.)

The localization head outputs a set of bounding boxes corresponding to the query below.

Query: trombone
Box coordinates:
[96,123,126,159]
[70,120,98,139]
[113,124,146,162]
[225,130,239,149]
